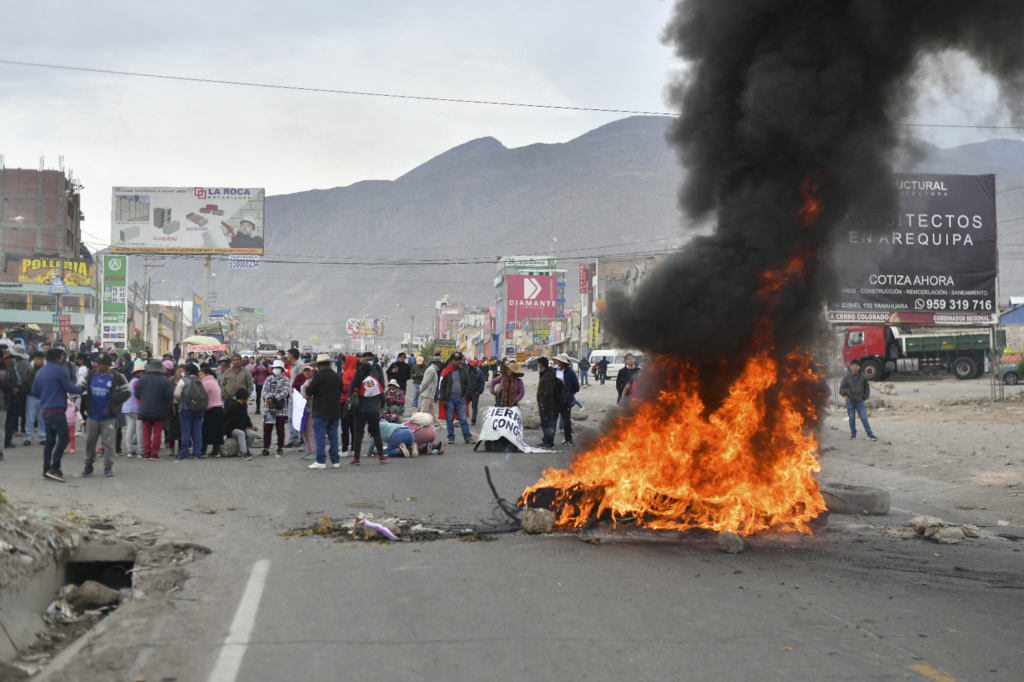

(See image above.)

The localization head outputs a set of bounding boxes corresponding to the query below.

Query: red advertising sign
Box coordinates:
[505,275,558,324]
[578,265,589,294]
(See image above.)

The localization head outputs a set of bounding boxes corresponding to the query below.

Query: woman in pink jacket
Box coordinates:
[200,364,225,457]
[489,361,525,408]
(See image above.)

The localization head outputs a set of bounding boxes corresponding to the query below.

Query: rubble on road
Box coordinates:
[718,532,744,554]
[521,508,556,534]
[907,516,981,544]
[66,581,121,610]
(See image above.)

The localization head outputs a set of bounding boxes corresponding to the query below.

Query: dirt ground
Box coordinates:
[818,372,1024,526]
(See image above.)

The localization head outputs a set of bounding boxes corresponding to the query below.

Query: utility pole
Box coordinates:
[201,255,211,327]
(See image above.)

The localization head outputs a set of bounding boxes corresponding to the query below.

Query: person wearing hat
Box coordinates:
[81,353,131,477]
[410,355,426,409]
[134,359,173,459]
[121,361,147,457]
[553,354,580,447]
[303,353,345,469]
[490,361,525,408]
[381,378,406,423]
[417,356,443,425]
[386,352,412,400]
[0,349,19,461]
[229,217,263,249]
[261,359,291,457]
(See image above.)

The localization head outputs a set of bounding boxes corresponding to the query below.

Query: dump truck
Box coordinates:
[842,326,1005,381]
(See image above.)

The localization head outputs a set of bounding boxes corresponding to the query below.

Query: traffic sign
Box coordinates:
[48,277,70,295]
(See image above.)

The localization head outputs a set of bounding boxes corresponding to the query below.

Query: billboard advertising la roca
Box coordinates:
[827,173,998,325]
[505,275,558,324]
[110,187,265,255]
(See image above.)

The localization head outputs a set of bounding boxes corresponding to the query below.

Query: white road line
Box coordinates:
[206,559,271,682]
[890,507,912,514]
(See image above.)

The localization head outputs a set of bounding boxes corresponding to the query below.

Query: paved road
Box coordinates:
[1,377,1022,681]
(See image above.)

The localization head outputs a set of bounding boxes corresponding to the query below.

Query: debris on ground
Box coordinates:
[66,581,121,610]
[279,513,517,543]
[718,532,745,554]
[521,508,556,534]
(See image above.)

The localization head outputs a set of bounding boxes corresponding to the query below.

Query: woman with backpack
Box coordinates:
[174,364,207,459]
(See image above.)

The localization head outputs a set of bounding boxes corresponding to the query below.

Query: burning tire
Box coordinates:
[819,484,890,515]
[952,357,977,381]
[859,359,883,381]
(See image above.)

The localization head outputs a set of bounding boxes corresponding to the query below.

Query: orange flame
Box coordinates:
[521,173,827,536]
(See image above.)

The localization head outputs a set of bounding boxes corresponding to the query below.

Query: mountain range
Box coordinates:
[130,116,1024,346]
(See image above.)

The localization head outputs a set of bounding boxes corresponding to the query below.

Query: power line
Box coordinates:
[3,58,1024,130]
[0,59,672,117]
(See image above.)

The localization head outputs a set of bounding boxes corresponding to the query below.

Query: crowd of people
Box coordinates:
[0,335,640,479]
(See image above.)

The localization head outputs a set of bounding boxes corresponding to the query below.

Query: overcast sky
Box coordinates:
[2,0,1021,252]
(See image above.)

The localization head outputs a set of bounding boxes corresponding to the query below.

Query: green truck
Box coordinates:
[843,326,1005,381]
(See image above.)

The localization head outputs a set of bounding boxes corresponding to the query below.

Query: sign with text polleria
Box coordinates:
[828,173,997,325]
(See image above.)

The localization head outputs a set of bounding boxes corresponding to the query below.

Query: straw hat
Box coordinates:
[504,361,524,376]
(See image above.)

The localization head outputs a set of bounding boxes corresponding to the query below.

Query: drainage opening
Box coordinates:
[64,560,134,591]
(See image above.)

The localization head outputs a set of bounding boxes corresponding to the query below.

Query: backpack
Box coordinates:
[182,376,209,412]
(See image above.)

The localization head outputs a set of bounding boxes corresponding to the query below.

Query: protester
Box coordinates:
[340,354,358,454]
[410,356,426,409]
[404,413,443,455]
[377,418,415,458]
[224,388,259,457]
[304,354,345,469]
[122,361,146,457]
[439,353,473,445]
[135,359,174,460]
[294,364,317,459]
[5,345,30,447]
[839,360,878,441]
[220,354,254,404]
[578,354,590,387]
[468,360,486,425]
[0,351,17,461]
[200,364,225,457]
[166,366,185,457]
[261,359,290,457]
[615,354,640,405]
[22,352,45,446]
[80,354,130,477]
[597,356,609,384]
[252,359,269,414]
[174,364,208,460]
[348,361,386,465]
[536,357,558,448]
[418,356,442,425]
[382,379,406,423]
[172,343,182,364]
[29,349,83,480]
[553,354,580,446]
[490,361,525,408]
[387,352,412,398]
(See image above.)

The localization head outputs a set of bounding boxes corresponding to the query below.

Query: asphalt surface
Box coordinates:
[1,377,1022,682]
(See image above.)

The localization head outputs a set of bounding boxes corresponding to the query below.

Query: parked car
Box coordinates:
[999,363,1021,385]
[526,356,541,371]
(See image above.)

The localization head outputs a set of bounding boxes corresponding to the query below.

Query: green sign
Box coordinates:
[101,255,128,347]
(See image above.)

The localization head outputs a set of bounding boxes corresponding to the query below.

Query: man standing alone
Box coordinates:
[839,360,877,441]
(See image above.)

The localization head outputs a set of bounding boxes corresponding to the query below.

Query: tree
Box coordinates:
[129,330,145,353]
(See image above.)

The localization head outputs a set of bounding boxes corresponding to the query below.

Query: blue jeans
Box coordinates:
[386,429,415,456]
[412,383,421,409]
[539,407,557,446]
[580,371,588,385]
[446,398,471,441]
[25,396,41,443]
[42,411,70,473]
[846,400,874,438]
[179,408,204,458]
[313,417,340,464]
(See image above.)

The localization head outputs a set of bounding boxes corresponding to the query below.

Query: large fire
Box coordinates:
[520,177,828,536]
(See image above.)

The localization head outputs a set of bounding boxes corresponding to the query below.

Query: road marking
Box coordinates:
[910,664,958,682]
[890,507,912,514]
[206,559,271,682]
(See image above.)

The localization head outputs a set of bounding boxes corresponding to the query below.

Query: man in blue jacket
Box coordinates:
[32,349,84,482]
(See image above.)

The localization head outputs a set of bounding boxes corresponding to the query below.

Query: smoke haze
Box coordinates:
[608,0,1024,387]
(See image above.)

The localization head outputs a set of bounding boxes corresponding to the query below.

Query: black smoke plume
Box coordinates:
[608,0,1024,403]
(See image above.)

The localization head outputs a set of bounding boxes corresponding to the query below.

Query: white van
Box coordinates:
[588,349,645,379]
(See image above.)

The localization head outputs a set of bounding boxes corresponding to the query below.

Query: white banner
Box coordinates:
[477,407,557,453]
[291,389,306,432]
[111,186,265,255]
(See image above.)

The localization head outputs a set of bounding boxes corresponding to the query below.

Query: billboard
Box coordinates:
[828,174,998,325]
[110,186,265,255]
[435,339,457,361]
[505,275,558,324]
[346,318,382,335]
[193,293,203,326]
[19,258,95,287]
[101,255,128,348]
